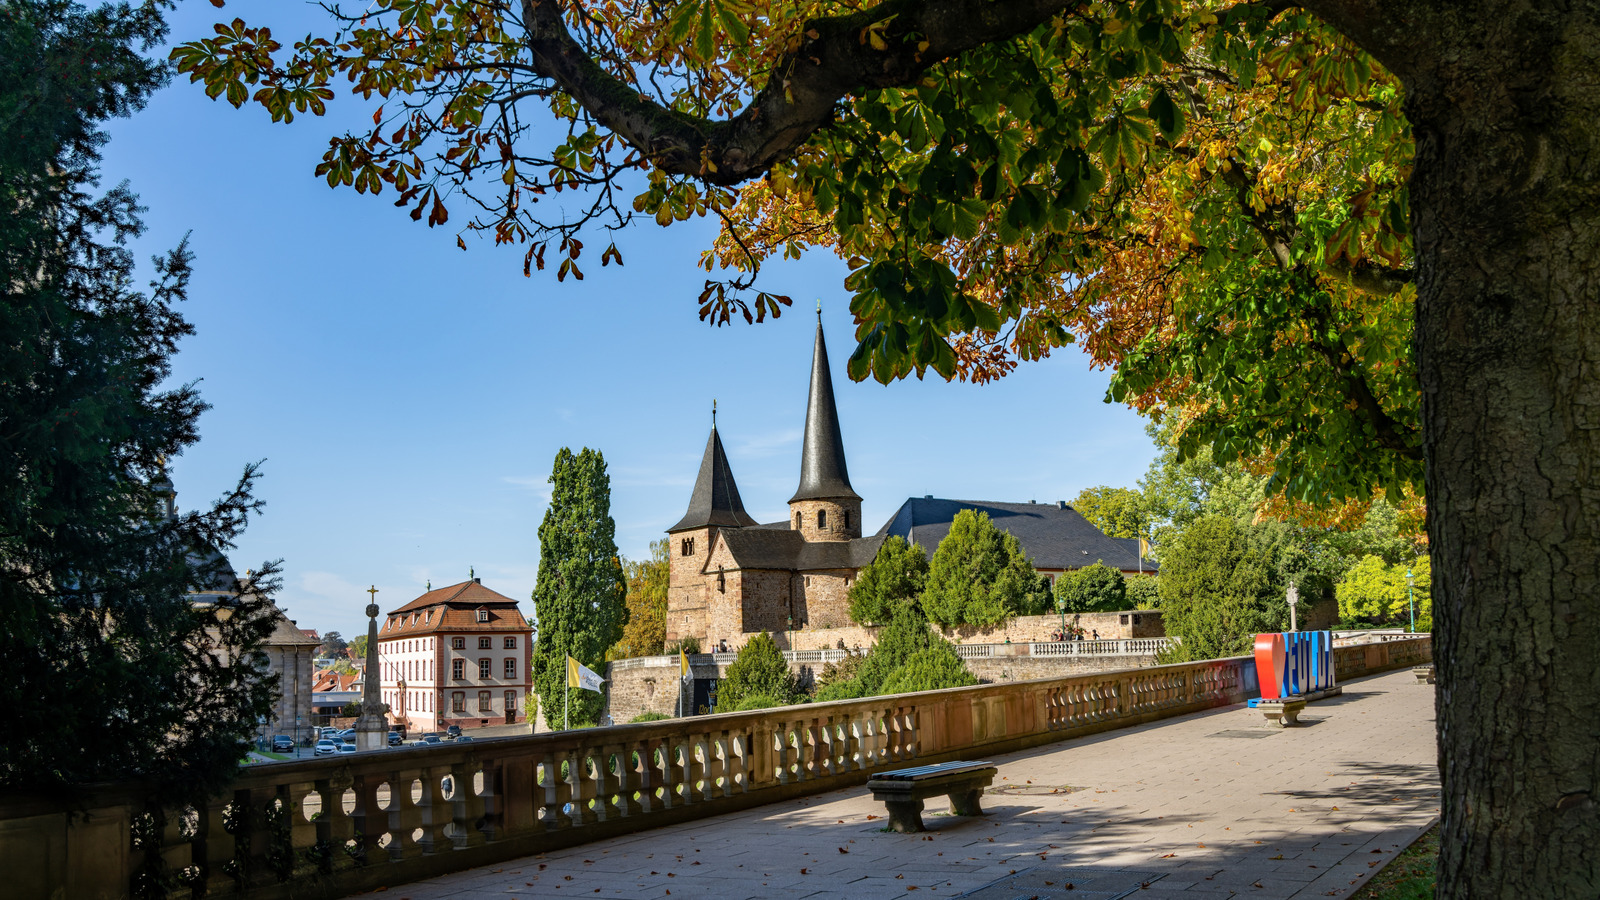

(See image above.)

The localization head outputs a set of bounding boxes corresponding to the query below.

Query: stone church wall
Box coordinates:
[665,525,712,644]
[794,568,854,630]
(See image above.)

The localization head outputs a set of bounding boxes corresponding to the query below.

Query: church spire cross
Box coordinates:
[790,318,860,503]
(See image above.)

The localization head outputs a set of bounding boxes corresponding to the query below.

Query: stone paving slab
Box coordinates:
[371,669,1438,900]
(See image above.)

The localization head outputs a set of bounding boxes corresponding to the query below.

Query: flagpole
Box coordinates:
[564,656,569,731]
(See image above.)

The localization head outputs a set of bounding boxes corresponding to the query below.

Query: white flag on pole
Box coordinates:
[566,656,605,693]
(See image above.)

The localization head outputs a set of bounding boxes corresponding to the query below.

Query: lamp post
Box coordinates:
[1405,567,1416,633]
[1287,581,1299,632]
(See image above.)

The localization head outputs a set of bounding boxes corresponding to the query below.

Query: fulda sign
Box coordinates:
[1253,631,1336,700]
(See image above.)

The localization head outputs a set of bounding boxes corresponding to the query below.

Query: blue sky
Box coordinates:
[99,2,1158,642]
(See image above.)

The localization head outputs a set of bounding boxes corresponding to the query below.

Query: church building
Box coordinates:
[664,320,885,648]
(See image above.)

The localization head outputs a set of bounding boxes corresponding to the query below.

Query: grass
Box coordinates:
[1351,822,1438,900]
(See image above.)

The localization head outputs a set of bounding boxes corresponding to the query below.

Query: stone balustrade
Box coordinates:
[1,636,1431,900]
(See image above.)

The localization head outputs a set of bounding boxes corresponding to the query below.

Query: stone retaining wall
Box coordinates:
[767,609,1165,652]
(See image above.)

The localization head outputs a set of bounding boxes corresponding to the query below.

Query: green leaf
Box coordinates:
[1148,87,1184,142]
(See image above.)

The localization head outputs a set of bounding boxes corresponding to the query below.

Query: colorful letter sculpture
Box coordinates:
[1253,631,1335,700]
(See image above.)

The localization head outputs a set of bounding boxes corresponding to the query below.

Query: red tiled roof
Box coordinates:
[379,580,530,640]
[388,580,518,614]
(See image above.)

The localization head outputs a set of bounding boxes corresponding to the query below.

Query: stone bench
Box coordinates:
[1413,664,1436,684]
[1255,698,1308,728]
[866,761,998,833]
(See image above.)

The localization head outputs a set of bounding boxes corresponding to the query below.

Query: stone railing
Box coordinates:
[4,636,1430,900]
[613,638,1173,671]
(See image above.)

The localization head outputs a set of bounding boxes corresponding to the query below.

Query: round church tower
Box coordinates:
[789,318,862,542]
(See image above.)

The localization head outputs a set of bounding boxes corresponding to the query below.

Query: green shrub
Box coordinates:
[1124,575,1160,608]
[817,606,975,699]
[922,510,1050,626]
[715,632,801,711]
[848,535,929,624]
[1157,515,1285,661]
[814,653,867,694]
[665,635,701,655]
[629,712,670,723]
[729,694,788,711]
[1055,562,1128,612]
[879,646,978,695]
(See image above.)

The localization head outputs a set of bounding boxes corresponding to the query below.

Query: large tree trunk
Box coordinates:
[1329,2,1600,895]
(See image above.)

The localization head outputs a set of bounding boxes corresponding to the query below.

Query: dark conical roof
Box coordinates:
[790,320,861,503]
[668,425,760,532]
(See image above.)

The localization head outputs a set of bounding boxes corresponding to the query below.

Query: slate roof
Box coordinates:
[668,425,761,532]
[715,528,886,573]
[876,498,1157,573]
[790,320,861,503]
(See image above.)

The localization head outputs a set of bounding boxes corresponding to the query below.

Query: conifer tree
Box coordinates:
[530,448,625,729]
[922,510,1049,626]
[0,0,276,800]
[714,631,801,711]
[1157,516,1287,662]
[847,534,929,625]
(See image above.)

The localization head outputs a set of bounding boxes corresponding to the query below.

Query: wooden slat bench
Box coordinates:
[865,761,998,833]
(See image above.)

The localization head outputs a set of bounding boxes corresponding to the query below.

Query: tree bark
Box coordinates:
[1314,1,1600,894]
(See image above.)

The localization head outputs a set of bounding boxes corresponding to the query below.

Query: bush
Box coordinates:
[665,635,701,655]
[815,606,975,699]
[1055,562,1128,613]
[629,712,670,723]
[922,510,1050,626]
[814,653,868,694]
[1157,515,1285,662]
[879,646,978,695]
[715,632,801,711]
[848,535,929,624]
[1124,575,1160,608]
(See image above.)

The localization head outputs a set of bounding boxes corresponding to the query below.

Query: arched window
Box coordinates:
[818,509,828,529]
[794,512,802,529]
[844,510,851,530]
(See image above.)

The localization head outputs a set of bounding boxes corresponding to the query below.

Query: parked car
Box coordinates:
[270,735,294,753]
[337,728,357,742]
[445,725,462,739]
[454,735,474,743]
[314,740,339,757]
[337,743,357,754]
[420,733,443,744]
[386,731,403,746]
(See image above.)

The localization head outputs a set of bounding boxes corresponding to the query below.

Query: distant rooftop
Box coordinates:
[876,497,1156,573]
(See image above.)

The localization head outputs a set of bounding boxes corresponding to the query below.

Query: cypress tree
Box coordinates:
[530,448,625,728]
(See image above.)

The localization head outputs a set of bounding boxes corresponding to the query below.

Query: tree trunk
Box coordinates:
[1362,3,1600,895]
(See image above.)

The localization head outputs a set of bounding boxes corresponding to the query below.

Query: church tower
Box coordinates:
[789,319,862,542]
[664,419,758,642]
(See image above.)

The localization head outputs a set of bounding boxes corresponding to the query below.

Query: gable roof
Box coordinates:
[388,579,520,615]
[379,580,530,639]
[876,498,1156,573]
[668,425,761,532]
[714,528,886,573]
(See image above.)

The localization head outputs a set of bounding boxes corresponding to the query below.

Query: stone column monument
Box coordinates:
[355,585,388,751]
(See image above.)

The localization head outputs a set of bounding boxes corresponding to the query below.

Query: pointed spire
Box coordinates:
[791,319,861,503]
[668,422,760,532]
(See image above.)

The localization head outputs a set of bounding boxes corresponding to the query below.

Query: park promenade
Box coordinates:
[380,667,1438,900]
[1,638,1429,899]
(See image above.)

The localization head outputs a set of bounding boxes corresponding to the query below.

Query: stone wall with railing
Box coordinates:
[606,639,1180,722]
[0,636,1431,900]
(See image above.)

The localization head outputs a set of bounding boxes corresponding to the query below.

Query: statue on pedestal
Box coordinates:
[355,586,389,751]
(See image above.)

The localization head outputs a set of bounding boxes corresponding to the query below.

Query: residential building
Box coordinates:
[377,579,532,733]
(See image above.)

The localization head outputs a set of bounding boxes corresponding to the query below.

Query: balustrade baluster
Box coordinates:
[448,759,489,849]
[567,752,598,826]
[349,774,385,867]
[416,766,450,853]
[195,793,240,897]
[312,773,357,876]
[281,781,320,881]
[685,737,707,803]
[595,747,623,821]
[383,768,425,861]
[240,786,284,890]
[540,754,571,830]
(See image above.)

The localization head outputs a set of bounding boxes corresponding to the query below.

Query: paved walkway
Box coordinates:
[382,669,1439,900]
